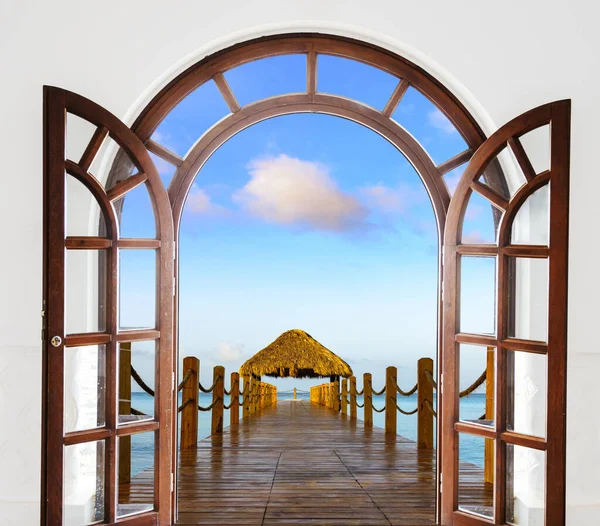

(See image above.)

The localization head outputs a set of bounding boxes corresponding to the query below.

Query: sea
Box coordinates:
[128,391,486,476]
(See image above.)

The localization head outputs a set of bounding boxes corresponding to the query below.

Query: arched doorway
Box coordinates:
[42,33,569,526]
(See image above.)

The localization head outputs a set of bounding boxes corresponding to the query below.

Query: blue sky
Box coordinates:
[119,54,497,392]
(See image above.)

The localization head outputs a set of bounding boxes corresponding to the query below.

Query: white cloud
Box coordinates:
[428,108,457,134]
[212,342,244,363]
[360,184,404,213]
[233,154,368,232]
[186,185,228,216]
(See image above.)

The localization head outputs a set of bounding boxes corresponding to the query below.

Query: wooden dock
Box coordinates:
[120,400,492,525]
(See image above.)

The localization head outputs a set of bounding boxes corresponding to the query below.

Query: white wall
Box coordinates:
[0,0,598,523]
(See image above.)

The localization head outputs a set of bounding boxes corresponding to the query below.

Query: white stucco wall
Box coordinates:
[0,0,598,524]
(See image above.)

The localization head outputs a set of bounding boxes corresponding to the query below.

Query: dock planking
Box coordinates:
[120,400,492,525]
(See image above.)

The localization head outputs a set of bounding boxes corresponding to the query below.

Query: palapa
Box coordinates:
[240,329,353,379]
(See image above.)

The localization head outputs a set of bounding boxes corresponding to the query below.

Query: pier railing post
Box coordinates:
[385,366,397,435]
[350,376,357,419]
[211,366,225,434]
[364,373,373,427]
[249,377,255,415]
[180,356,199,449]
[418,357,434,449]
[118,342,131,483]
[484,347,495,483]
[341,378,348,416]
[231,372,239,427]
[242,375,250,419]
[334,377,340,412]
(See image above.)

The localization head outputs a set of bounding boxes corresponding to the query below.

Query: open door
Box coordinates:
[42,87,174,525]
[441,101,570,525]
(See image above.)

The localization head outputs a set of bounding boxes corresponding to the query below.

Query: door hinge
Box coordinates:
[440,373,443,395]
[440,472,442,492]
[173,276,176,295]
[171,472,174,492]
[172,371,175,392]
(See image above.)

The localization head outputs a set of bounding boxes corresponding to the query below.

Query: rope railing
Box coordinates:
[131,366,155,396]
[198,398,220,412]
[309,353,493,455]
[199,376,222,394]
[178,397,194,413]
[178,369,193,392]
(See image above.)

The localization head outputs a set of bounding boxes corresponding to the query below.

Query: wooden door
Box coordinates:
[42,87,174,525]
[441,101,570,525]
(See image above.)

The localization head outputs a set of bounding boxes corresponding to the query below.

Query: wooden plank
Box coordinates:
[119,400,490,525]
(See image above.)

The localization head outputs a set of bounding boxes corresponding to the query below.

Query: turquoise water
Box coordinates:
[128,392,486,476]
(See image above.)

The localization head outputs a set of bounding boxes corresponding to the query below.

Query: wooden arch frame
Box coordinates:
[105,35,495,522]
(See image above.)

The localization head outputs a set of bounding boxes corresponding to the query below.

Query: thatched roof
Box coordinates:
[240,329,353,379]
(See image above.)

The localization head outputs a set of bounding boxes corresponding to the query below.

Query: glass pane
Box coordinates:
[506,445,546,525]
[393,87,468,165]
[460,256,496,335]
[458,433,494,519]
[119,341,156,425]
[459,345,494,427]
[114,182,156,239]
[66,113,98,164]
[149,151,177,188]
[508,258,549,342]
[66,175,106,237]
[224,54,307,107]
[89,136,136,189]
[63,440,105,525]
[511,185,550,246]
[151,80,231,157]
[462,190,498,244]
[119,250,156,330]
[65,250,107,334]
[506,351,547,439]
[518,125,550,176]
[64,345,106,433]
[318,55,399,110]
[443,164,466,196]
[118,432,155,517]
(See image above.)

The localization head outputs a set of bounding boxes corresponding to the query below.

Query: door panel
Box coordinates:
[43,87,174,525]
[441,101,570,525]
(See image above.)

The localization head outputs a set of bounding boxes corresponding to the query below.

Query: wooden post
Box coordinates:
[418,357,434,449]
[364,373,373,427]
[334,377,340,412]
[341,378,348,416]
[350,376,357,419]
[385,366,397,435]
[242,375,250,419]
[230,372,239,426]
[484,347,495,484]
[294,387,297,400]
[118,342,131,483]
[180,356,199,449]
[211,366,225,434]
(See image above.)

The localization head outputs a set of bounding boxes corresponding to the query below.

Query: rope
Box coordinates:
[355,388,364,396]
[373,405,385,413]
[224,399,236,410]
[198,398,221,412]
[424,370,437,390]
[130,366,154,397]
[372,386,386,396]
[178,369,193,392]
[396,383,418,397]
[130,407,146,416]
[425,399,437,417]
[460,370,487,398]
[356,402,364,408]
[394,400,418,415]
[178,398,194,413]
[199,375,222,394]
[479,412,486,420]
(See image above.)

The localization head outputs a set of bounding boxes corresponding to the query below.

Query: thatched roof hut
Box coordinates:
[240,329,353,379]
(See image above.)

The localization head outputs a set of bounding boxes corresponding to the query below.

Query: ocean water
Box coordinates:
[128,391,486,476]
